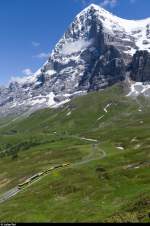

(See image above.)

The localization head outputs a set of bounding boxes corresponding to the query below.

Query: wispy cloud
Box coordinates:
[75,0,136,8]
[10,76,29,84]
[22,68,33,76]
[33,52,50,59]
[74,0,95,7]
[61,39,93,55]
[74,0,118,7]
[10,68,35,84]
[32,41,40,47]
[100,0,118,8]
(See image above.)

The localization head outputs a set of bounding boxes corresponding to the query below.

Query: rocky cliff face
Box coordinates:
[128,51,150,82]
[0,4,150,117]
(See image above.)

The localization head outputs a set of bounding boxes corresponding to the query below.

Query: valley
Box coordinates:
[0,3,150,223]
[0,85,149,222]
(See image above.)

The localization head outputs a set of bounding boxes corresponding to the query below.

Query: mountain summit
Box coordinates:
[0,4,150,117]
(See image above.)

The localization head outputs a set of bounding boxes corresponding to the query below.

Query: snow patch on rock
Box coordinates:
[66,111,72,116]
[116,146,124,150]
[104,103,112,113]
[127,82,150,97]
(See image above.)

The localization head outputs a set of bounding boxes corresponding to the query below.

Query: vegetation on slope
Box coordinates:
[0,84,149,222]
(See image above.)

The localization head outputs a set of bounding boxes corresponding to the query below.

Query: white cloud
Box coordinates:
[74,0,118,7]
[32,41,40,47]
[34,52,50,59]
[61,39,93,55]
[10,76,30,84]
[100,0,118,8]
[22,68,33,76]
[74,0,98,7]
[75,0,136,7]
[10,68,34,84]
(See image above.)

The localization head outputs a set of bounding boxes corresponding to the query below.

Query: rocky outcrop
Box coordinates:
[128,51,150,82]
[88,46,126,91]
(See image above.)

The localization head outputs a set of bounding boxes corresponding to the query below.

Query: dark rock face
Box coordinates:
[128,51,150,82]
[78,45,126,91]
[89,46,126,90]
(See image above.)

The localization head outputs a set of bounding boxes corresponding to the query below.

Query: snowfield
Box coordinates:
[127,82,150,97]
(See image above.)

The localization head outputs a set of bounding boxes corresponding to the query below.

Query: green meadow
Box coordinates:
[0,84,149,222]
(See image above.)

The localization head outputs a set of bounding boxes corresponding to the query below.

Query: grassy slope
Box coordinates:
[0,84,149,223]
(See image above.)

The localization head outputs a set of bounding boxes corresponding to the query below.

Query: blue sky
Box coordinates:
[0,0,150,85]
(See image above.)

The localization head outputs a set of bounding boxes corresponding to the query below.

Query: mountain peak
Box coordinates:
[79,3,110,16]
[86,3,101,9]
[85,3,108,11]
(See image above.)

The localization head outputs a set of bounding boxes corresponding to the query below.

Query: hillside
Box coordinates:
[0,84,149,223]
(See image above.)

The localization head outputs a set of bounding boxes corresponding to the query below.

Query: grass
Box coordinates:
[0,84,149,222]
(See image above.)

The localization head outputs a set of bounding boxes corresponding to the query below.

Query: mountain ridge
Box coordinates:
[0,3,150,117]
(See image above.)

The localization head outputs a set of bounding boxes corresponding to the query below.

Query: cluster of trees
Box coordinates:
[0,138,46,160]
[0,133,62,160]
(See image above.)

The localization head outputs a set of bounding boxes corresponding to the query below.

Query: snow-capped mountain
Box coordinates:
[1,4,150,117]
